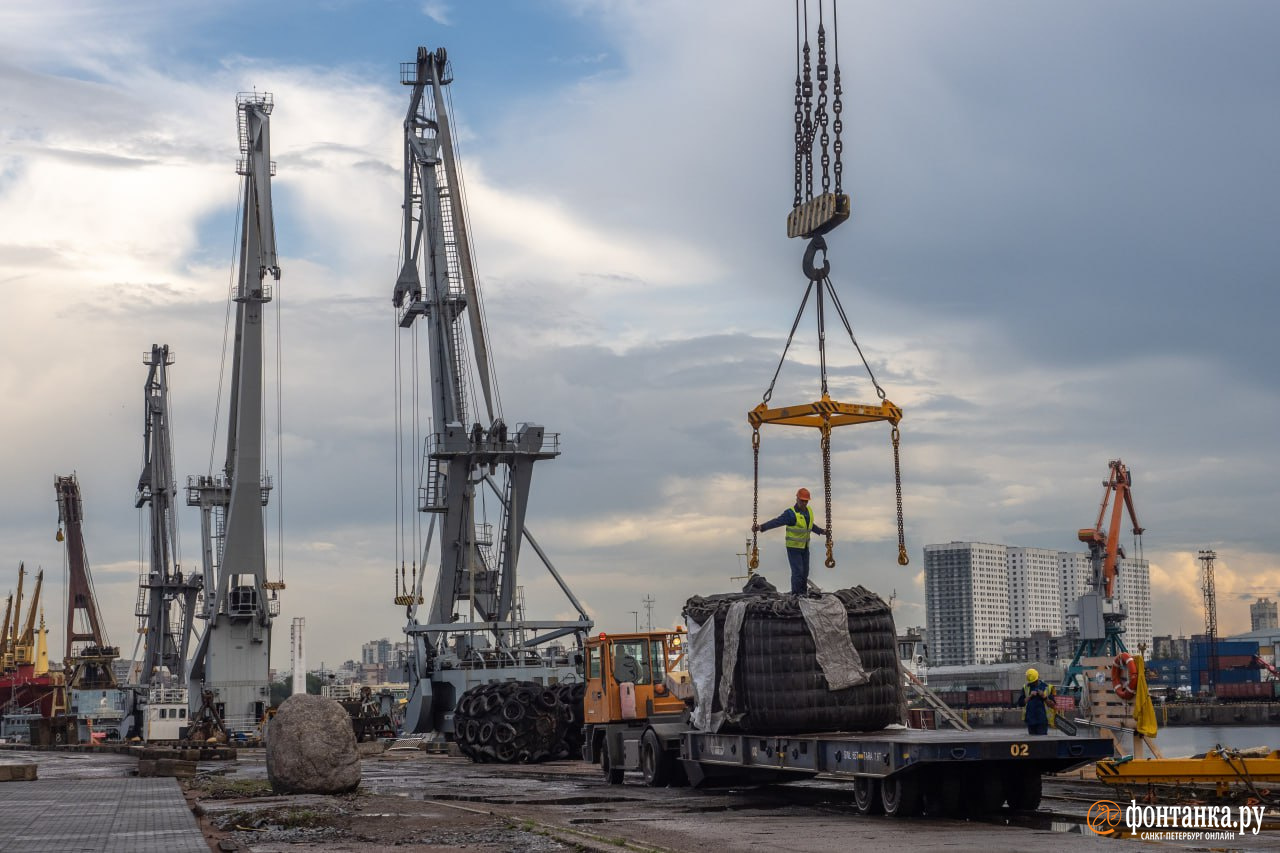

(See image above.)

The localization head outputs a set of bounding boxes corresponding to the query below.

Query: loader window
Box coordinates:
[611,640,649,685]
[650,640,667,684]
[586,646,601,680]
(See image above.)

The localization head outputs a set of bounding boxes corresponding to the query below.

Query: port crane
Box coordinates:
[123,345,204,737]
[748,0,907,577]
[186,93,284,733]
[1063,458,1144,691]
[392,47,592,736]
[54,475,119,690]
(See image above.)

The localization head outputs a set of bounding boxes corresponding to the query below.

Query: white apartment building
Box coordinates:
[1115,556,1152,655]
[1059,552,1092,631]
[926,542,1152,666]
[924,542,1010,666]
[1008,547,1065,637]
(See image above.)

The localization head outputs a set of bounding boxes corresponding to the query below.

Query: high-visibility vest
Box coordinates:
[785,506,813,550]
[1021,681,1055,720]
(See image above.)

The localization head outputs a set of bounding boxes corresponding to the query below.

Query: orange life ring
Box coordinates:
[1111,653,1138,700]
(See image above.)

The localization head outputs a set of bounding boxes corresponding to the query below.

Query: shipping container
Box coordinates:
[1214,682,1272,701]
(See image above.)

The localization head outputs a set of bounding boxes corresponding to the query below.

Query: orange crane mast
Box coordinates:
[1077,459,1144,600]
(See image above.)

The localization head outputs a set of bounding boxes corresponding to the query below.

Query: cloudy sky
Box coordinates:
[1,0,1277,673]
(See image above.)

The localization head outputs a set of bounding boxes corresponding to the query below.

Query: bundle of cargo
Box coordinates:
[454,680,572,763]
[682,575,903,734]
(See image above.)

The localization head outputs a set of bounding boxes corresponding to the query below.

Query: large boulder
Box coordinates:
[265,694,360,794]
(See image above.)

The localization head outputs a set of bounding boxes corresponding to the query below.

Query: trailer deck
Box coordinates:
[684,727,1112,780]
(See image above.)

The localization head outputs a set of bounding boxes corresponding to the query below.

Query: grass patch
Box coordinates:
[188,776,276,799]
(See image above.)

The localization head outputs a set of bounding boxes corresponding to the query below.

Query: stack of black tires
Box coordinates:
[453,680,585,763]
[683,579,903,733]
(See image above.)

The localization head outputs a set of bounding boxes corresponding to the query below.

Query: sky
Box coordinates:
[1,0,1278,673]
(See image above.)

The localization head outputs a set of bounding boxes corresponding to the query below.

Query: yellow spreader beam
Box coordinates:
[1097,749,1280,787]
[748,396,902,430]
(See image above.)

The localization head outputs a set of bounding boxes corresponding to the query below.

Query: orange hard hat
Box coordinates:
[796,488,811,501]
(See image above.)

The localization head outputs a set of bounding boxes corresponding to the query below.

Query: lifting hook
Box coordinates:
[802,235,830,281]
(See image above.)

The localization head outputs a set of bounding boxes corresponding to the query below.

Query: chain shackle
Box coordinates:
[891,426,908,566]
[749,427,761,570]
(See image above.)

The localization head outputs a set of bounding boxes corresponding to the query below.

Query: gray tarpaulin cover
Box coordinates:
[687,601,749,733]
[687,612,717,732]
[798,594,870,691]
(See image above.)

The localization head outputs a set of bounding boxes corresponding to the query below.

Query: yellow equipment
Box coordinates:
[1097,746,1280,795]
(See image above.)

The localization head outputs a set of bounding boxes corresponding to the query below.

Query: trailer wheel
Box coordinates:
[880,774,922,817]
[601,739,624,785]
[853,777,883,815]
[640,730,671,787]
[1004,767,1042,810]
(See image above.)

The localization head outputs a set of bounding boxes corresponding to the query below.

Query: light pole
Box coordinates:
[629,611,639,632]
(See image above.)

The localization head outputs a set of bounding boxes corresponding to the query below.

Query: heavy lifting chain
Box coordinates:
[750,427,761,571]
[793,1,844,205]
[831,1,843,195]
[821,423,835,569]
[816,11,831,194]
[799,5,814,202]
[892,427,908,566]
[792,11,804,208]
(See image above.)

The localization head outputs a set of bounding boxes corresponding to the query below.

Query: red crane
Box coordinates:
[1077,459,1144,600]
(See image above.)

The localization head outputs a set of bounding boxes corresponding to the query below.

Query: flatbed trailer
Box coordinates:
[585,715,1111,817]
[679,727,1112,816]
[580,630,1113,817]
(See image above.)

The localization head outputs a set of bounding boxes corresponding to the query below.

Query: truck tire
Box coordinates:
[640,730,671,787]
[853,777,883,815]
[601,739,624,784]
[880,774,922,818]
[1004,767,1042,810]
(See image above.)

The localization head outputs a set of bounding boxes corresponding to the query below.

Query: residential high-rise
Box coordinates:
[924,542,1010,666]
[925,541,1153,666]
[1059,552,1092,631]
[362,638,393,666]
[1251,598,1279,632]
[1115,557,1152,655]
[1008,547,1064,637]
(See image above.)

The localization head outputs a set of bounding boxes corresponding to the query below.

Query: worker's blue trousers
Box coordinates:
[787,547,810,595]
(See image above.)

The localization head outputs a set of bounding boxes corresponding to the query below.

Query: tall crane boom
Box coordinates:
[135,345,202,685]
[54,474,117,681]
[1077,458,1144,600]
[393,47,591,737]
[187,92,283,734]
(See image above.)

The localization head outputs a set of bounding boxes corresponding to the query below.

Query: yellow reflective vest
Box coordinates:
[785,506,814,550]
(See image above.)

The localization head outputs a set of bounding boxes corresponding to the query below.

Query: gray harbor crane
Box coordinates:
[392,47,592,736]
[186,93,283,733]
[136,345,202,687]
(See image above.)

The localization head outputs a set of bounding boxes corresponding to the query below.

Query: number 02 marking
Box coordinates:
[1010,743,1029,757]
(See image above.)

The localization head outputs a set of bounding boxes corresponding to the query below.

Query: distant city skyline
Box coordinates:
[924,541,1152,666]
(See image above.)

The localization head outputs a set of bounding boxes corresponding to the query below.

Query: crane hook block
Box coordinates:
[803,236,831,281]
[788,192,851,239]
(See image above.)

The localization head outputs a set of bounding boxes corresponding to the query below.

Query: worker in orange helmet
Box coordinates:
[752,488,827,595]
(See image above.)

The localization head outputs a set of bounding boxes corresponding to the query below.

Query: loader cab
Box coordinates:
[584,629,687,725]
